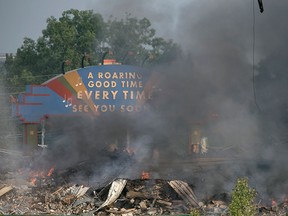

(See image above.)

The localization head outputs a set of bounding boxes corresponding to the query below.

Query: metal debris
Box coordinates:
[67,184,90,198]
[96,178,127,211]
[0,171,287,215]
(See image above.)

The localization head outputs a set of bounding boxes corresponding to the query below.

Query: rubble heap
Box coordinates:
[1,174,288,215]
[0,153,287,215]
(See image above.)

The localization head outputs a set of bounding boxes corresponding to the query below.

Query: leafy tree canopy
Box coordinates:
[4,9,181,91]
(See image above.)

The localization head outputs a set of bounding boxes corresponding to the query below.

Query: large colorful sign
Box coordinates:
[12,65,155,123]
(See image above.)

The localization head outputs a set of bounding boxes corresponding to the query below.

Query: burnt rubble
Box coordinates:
[1,169,288,216]
[0,151,287,215]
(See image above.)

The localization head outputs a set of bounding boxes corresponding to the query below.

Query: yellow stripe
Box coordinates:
[64,71,98,115]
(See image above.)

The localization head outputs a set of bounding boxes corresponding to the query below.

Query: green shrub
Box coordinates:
[190,208,201,216]
[228,177,257,216]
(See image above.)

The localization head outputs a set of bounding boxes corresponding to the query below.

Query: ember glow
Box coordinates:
[47,165,55,177]
[272,198,277,207]
[141,171,150,180]
[29,170,45,185]
[29,166,55,185]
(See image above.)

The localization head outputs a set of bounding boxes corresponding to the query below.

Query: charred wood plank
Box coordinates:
[105,207,136,214]
[139,200,148,210]
[126,190,159,199]
[0,185,13,197]
[156,199,173,206]
[168,180,199,207]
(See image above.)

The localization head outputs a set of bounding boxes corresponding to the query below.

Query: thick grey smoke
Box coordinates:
[3,0,287,204]
[25,0,287,202]
[86,0,288,202]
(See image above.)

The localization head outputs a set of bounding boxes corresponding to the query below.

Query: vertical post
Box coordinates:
[38,118,47,148]
[41,119,45,146]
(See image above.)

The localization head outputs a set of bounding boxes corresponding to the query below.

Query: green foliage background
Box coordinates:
[2,9,181,92]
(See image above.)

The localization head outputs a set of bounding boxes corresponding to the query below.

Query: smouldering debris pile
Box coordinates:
[0,168,288,215]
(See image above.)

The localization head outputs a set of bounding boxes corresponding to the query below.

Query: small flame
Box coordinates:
[272,198,277,206]
[29,170,45,185]
[141,171,150,180]
[31,177,37,185]
[29,165,56,185]
[47,165,55,177]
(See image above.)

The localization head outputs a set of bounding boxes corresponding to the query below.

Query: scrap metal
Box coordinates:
[96,178,127,211]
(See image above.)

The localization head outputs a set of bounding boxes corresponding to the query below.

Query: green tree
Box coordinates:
[106,13,181,66]
[4,10,181,91]
[41,9,105,71]
[6,39,38,88]
[229,177,257,216]
[4,9,105,90]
